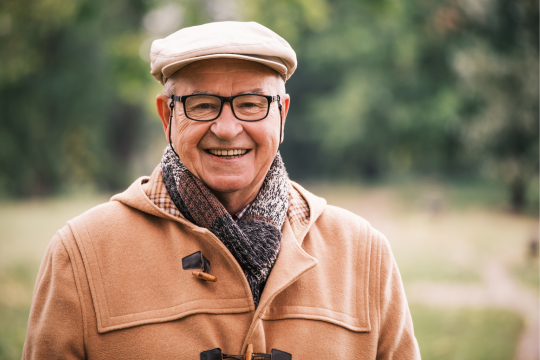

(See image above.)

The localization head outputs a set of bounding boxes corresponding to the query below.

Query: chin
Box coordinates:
[204,177,252,194]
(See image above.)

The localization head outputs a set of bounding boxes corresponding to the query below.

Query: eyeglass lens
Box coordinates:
[185,95,269,121]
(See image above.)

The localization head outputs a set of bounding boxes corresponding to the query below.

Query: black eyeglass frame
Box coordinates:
[167,93,284,158]
[170,94,281,122]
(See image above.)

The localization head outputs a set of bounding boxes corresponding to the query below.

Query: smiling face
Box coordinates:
[156,58,290,211]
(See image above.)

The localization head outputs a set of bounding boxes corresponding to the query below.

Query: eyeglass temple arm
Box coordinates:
[168,98,181,158]
[277,95,283,146]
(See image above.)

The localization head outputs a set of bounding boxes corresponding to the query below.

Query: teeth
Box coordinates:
[209,149,247,157]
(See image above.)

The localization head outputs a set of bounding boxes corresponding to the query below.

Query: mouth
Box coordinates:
[207,149,249,159]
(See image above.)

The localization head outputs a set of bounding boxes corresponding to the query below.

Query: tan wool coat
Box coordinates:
[23,177,420,359]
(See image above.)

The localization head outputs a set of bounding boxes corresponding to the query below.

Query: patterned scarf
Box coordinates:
[161,145,289,307]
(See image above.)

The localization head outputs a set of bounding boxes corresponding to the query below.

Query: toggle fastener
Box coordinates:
[192,271,216,282]
[245,344,253,360]
[200,346,292,360]
[182,251,216,282]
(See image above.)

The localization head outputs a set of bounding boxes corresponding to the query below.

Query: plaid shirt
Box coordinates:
[144,165,310,237]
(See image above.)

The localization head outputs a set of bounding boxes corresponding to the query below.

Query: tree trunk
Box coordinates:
[510,177,526,213]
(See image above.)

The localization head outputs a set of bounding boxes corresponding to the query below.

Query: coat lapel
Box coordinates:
[241,218,318,350]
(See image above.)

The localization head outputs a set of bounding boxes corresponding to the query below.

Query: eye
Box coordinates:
[195,103,216,109]
[238,102,258,108]
[188,102,219,112]
[236,100,266,109]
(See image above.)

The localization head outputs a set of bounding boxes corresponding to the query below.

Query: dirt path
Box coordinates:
[405,262,539,360]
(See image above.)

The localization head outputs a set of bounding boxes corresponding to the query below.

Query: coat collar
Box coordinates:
[111,176,328,330]
[111,176,327,245]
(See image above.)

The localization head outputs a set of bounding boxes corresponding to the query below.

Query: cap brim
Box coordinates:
[161,53,288,85]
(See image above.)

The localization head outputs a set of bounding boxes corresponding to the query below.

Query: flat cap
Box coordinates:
[150,21,297,85]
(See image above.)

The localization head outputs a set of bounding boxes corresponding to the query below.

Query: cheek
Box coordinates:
[173,117,207,158]
[250,114,281,150]
[174,119,191,142]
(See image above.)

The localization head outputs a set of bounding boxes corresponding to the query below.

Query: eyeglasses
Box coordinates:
[170,94,281,122]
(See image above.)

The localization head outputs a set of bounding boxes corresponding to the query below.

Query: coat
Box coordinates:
[22,177,420,359]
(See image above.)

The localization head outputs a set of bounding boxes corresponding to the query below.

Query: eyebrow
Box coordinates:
[190,90,212,95]
[236,88,265,95]
[188,88,266,96]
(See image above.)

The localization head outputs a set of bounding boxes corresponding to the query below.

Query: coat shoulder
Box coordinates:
[314,204,388,249]
[67,198,173,240]
[77,199,141,225]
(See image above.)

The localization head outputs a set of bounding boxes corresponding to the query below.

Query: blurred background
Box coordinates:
[0,0,538,359]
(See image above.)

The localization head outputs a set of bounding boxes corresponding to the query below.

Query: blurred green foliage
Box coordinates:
[0,262,37,359]
[0,0,154,196]
[241,0,539,212]
[0,0,538,211]
[410,305,524,360]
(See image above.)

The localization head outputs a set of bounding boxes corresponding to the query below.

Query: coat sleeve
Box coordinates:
[22,231,86,359]
[374,230,421,359]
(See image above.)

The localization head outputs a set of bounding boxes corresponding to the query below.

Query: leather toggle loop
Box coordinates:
[199,347,291,360]
[182,251,216,282]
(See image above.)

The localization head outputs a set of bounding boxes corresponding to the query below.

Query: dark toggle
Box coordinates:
[200,348,291,360]
[182,251,211,273]
[182,251,216,282]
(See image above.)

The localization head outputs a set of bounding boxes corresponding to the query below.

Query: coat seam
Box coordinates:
[99,306,253,333]
[264,304,357,317]
[354,221,360,324]
[261,315,368,332]
[57,229,88,357]
[376,231,383,338]
[68,219,109,331]
[240,219,317,352]
[363,222,372,331]
[241,265,316,352]
[107,298,251,318]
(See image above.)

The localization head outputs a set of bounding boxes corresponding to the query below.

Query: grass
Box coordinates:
[0,194,110,266]
[0,180,537,359]
[411,305,524,360]
[306,179,539,285]
[0,195,110,360]
[511,261,540,291]
[0,263,38,359]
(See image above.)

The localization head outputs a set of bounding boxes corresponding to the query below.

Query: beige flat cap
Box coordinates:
[150,21,297,85]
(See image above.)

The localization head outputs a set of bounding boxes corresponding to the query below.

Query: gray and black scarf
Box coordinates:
[161,145,289,307]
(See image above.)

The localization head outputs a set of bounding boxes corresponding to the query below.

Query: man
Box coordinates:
[23,22,420,359]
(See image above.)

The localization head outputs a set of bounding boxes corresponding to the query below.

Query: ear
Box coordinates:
[279,94,291,144]
[156,94,172,142]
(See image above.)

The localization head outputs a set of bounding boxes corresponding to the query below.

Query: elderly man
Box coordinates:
[23,22,420,359]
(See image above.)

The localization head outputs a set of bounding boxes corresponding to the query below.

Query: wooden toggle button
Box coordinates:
[192,271,217,282]
[245,344,253,360]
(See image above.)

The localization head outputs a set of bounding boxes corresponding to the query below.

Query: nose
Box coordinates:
[210,103,243,140]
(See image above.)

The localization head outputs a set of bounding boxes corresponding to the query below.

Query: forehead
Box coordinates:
[173,58,280,94]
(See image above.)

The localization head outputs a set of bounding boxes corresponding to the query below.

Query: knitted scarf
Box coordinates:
[161,145,289,307]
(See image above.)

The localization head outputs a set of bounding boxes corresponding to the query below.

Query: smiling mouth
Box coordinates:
[207,149,248,159]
